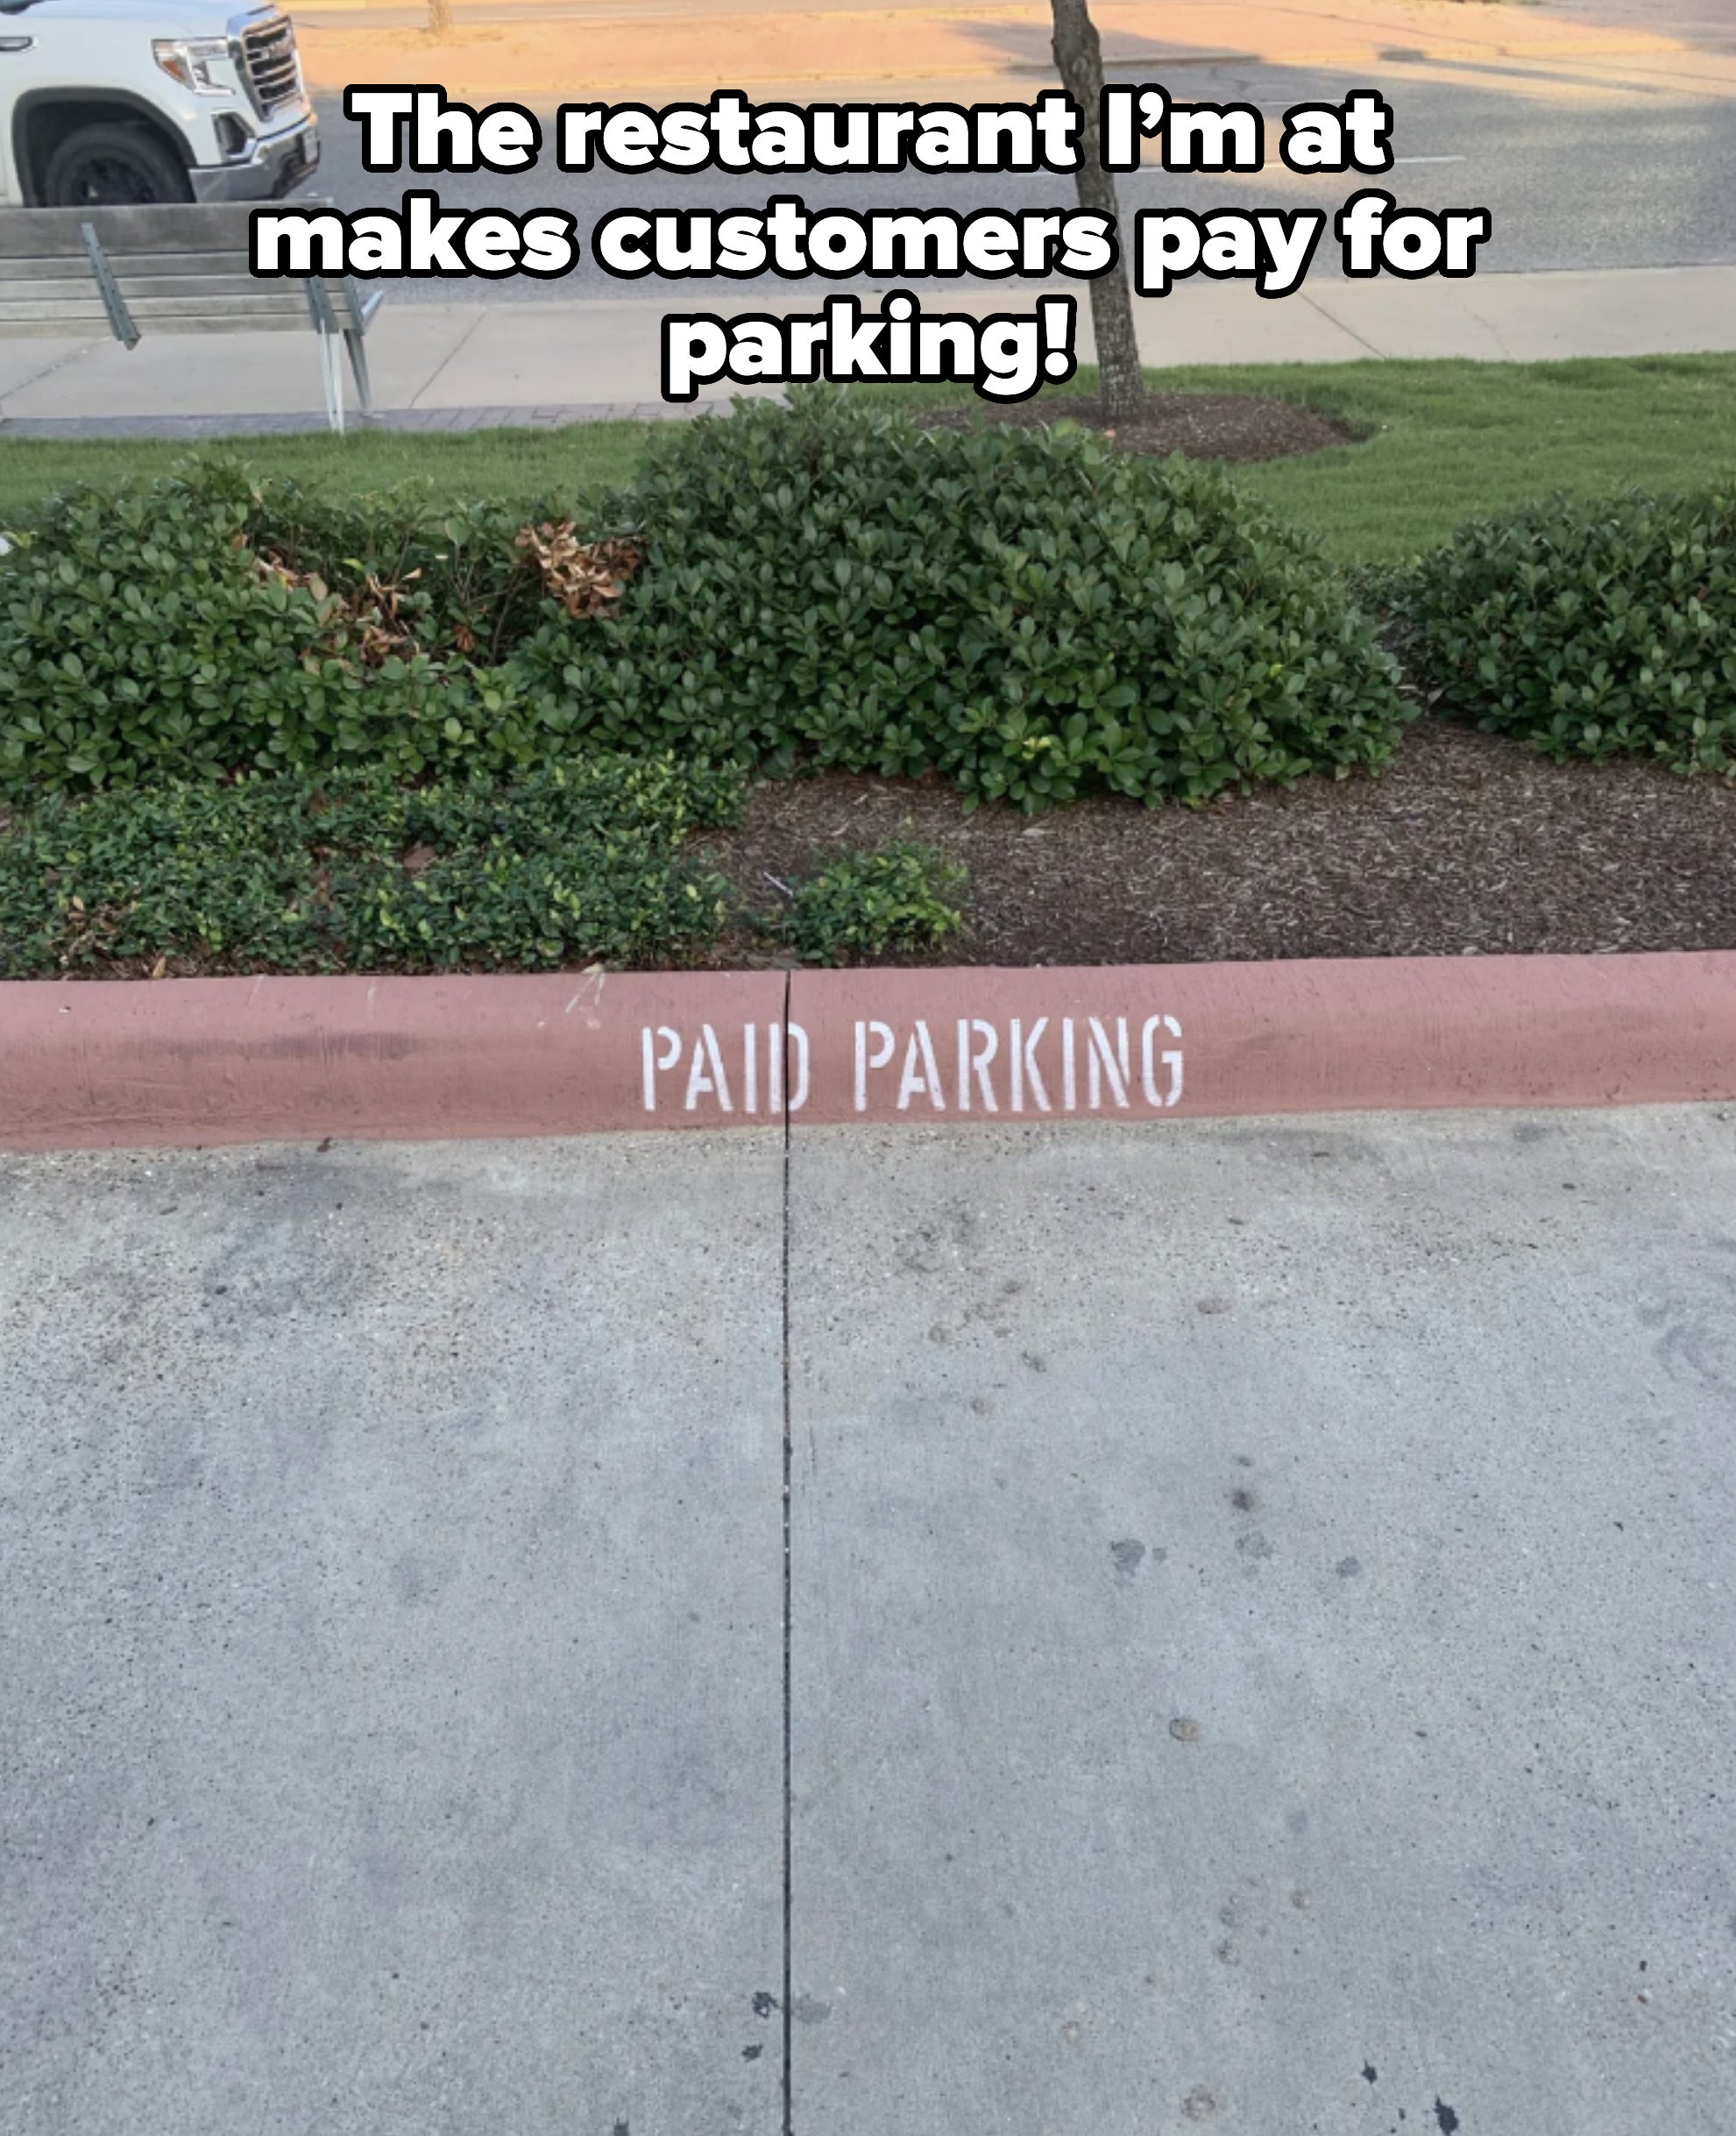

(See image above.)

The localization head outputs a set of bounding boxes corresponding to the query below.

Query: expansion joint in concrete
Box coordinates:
[780,967,795,2136]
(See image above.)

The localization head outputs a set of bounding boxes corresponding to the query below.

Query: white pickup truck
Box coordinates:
[0,0,319,206]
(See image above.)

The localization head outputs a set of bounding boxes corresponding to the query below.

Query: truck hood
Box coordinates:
[0,0,281,30]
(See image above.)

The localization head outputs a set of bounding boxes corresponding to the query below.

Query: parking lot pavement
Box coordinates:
[4,1104,1734,2132]
[788,1107,1736,2135]
[0,1132,786,2136]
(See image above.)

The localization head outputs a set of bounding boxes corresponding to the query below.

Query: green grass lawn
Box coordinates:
[2,352,1734,563]
[880,354,1736,563]
[1201,354,1736,561]
[0,419,655,525]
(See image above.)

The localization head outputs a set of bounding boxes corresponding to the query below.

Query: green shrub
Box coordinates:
[779,841,967,965]
[1403,486,1736,770]
[0,464,616,798]
[0,400,1407,808]
[0,468,466,793]
[234,471,554,662]
[0,754,740,976]
[503,391,1409,808]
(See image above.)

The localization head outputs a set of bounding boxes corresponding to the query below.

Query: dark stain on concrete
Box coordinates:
[157,1033,421,1062]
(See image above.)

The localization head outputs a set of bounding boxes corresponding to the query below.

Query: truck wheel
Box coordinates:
[41,124,192,209]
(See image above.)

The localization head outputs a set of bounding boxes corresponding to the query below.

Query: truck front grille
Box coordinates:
[238,16,303,116]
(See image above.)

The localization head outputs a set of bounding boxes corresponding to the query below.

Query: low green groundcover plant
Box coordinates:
[0,754,740,976]
[0,392,1406,809]
[778,841,967,965]
[1404,486,1736,771]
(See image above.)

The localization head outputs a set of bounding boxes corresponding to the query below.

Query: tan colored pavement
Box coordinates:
[292,0,1736,103]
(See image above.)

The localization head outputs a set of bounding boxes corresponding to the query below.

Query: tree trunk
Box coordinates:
[428,0,454,31]
[1049,0,1144,421]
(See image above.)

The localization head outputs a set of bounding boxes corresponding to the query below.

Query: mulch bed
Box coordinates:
[910,391,1357,463]
[11,399,1731,976]
[701,392,1734,968]
[697,719,1736,968]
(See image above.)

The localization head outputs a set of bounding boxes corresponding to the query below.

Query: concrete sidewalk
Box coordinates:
[789,1110,1736,2133]
[2,262,1733,437]
[0,1133,790,2134]
[4,1104,1733,2132]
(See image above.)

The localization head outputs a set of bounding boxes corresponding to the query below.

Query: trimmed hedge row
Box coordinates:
[0,391,1407,810]
[0,394,1732,851]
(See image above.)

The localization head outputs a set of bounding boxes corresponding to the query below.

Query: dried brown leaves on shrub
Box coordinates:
[253,550,422,668]
[246,523,641,672]
[515,522,642,619]
[353,571,422,667]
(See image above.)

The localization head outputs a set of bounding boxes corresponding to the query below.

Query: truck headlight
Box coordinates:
[152,38,236,95]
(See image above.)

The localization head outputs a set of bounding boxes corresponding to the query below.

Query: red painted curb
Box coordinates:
[0,971,786,1151]
[790,954,1736,1125]
[0,953,1732,1152]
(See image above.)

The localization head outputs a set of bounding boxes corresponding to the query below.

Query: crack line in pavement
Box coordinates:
[780,968,794,2136]
[0,337,108,420]
[1300,288,1386,358]
[407,308,489,410]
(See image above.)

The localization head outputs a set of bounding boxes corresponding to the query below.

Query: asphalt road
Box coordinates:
[308,60,1736,302]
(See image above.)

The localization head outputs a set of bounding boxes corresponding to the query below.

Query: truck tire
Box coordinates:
[41,124,192,209]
